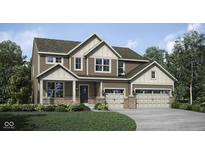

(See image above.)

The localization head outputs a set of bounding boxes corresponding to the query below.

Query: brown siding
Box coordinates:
[65,82,72,97]
[102,81,129,96]
[39,55,69,73]
[32,42,39,104]
[88,58,117,77]
[71,57,86,76]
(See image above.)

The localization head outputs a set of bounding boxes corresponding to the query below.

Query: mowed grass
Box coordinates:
[0,112,136,131]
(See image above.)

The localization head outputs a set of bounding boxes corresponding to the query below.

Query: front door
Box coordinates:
[80,85,88,103]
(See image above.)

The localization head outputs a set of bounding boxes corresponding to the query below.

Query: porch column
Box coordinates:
[72,80,76,102]
[129,83,133,96]
[40,79,43,104]
[100,81,103,98]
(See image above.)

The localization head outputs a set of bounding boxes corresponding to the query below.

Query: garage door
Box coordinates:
[136,90,170,108]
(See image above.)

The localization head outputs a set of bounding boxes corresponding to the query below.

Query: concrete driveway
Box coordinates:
[114,108,205,131]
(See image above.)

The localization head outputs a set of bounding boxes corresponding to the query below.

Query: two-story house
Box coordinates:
[31,33,177,108]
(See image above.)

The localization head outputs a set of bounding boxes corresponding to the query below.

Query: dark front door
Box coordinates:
[80,85,88,103]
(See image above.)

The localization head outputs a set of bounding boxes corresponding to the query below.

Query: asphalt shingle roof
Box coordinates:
[34,37,147,60]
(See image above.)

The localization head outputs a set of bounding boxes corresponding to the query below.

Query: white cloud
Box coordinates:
[0,29,44,59]
[126,39,138,49]
[187,23,203,32]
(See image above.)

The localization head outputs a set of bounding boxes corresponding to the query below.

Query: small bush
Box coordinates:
[35,105,45,111]
[69,104,90,112]
[191,104,201,112]
[0,104,12,112]
[171,102,180,109]
[201,107,205,113]
[179,103,189,110]
[43,105,55,112]
[187,104,192,110]
[55,105,67,112]
[11,104,21,111]
[94,103,108,110]
[21,104,36,111]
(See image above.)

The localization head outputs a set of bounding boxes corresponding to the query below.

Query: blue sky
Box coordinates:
[0,23,204,59]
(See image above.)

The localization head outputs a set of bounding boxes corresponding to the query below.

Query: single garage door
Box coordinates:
[136,89,170,108]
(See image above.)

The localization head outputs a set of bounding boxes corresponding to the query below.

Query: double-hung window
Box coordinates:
[95,58,110,72]
[118,61,125,74]
[47,81,64,98]
[55,57,62,63]
[75,57,82,70]
[151,71,156,79]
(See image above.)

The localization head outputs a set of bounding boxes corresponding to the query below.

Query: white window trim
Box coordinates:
[46,56,64,65]
[118,61,125,75]
[134,88,172,96]
[79,84,90,98]
[46,81,65,98]
[94,58,111,73]
[74,57,83,71]
[151,70,157,79]
[103,88,126,96]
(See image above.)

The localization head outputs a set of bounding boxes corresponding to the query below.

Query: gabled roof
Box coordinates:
[128,61,178,81]
[35,38,80,53]
[36,64,79,79]
[84,41,121,58]
[34,34,146,60]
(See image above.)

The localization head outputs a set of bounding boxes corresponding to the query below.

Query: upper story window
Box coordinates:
[46,56,63,64]
[95,58,110,72]
[74,57,82,71]
[118,61,125,75]
[47,56,54,63]
[55,57,62,63]
[151,71,156,79]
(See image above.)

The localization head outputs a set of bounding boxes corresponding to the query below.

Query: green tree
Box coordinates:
[0,40,31,104]
[169,31,205,104]
[144,46,167,66]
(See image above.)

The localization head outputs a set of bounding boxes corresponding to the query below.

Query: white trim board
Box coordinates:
[74,57,83,71]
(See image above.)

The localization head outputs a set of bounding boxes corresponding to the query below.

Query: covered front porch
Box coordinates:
[39,79,105,104]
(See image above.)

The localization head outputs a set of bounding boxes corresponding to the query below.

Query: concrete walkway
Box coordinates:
[114,108,205,131]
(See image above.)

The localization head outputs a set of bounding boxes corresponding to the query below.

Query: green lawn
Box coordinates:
[0,111,136,131]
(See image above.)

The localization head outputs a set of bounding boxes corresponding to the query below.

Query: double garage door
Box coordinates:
[136,92,170,108]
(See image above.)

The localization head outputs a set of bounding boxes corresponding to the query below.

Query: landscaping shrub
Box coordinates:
[191,104,201,112]
[171,102,180,109]
[21,104,36,111]
[54,105,67,112]
[179,103,189,110]
[43,105,55,112]
[201,107,205,113]
[11,104,22,111]
[94,103,108,110]
[35,105,45,111]
[0,104,12,112]
[69,104,90,112]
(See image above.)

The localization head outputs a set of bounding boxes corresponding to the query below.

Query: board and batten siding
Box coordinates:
[131,65,174,86]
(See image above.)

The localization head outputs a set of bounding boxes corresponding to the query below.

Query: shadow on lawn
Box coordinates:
[0,113,46,131]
